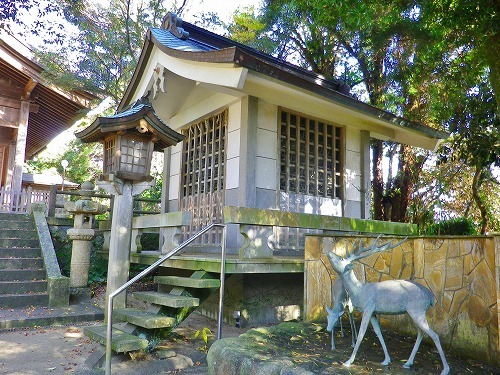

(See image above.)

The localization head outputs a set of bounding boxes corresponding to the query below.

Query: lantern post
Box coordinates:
[75,99,183,310]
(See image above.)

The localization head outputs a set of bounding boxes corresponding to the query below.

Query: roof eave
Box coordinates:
[76,105,184,150]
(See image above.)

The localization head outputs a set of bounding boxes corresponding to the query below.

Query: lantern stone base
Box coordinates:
[70,287,92,304]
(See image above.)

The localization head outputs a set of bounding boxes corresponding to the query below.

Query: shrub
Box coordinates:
[425,217,477,235]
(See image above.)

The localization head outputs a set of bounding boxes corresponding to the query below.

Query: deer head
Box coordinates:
[326,305,345,332]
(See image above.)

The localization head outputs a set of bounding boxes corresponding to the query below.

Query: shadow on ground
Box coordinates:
[206,321,499,375]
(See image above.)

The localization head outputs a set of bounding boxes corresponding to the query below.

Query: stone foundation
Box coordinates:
[200,273,303,327]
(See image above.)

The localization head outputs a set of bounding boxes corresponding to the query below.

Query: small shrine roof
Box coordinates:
[76,99,184,151]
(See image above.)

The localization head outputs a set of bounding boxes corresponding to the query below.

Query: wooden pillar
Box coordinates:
[360,130,371,219]
[10,100,30,194]
[98,177,153,310]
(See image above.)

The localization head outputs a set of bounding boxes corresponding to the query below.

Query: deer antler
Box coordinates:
[347,235,407,262]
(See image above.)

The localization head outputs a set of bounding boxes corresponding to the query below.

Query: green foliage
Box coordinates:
[194,326,212,352]
[49,227,72,277]
[27,138,102,185]
[88,235,108,284]
[258,0,499,230]
[29,0,189,102]
[425,217,477,236]
[139,233,160,251]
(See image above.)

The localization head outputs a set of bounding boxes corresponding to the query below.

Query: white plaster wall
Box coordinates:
[168,142,182,201]
[255,101,278,190]
[226,100,243,190]
[344,127,362,203]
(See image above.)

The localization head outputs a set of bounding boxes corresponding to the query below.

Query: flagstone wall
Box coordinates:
[304,234,500,365]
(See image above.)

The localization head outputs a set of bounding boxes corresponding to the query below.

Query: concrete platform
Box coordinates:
[129,252,305,274]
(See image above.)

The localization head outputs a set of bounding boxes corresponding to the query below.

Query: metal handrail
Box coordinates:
[105,223,227,375]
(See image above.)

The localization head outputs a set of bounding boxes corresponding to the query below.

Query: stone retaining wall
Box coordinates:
[304,234,500,365]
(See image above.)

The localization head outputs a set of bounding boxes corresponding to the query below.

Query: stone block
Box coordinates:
[304,236,320,260]
[448,287,469,319]
[374,252,391,274]
[452,311,490,360]
[469,260,495,307]
[447,238,461,258]
[445,256,464,291]
[389,246,403,279]
[48,276,70,307]
[413,238,423,272]
[468,294,492,328]
[365,265,380,283]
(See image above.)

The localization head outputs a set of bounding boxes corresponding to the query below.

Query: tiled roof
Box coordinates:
[150,28,214,52]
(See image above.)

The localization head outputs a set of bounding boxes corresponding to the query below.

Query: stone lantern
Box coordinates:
[65,181,107,302]
[75,98,184,308]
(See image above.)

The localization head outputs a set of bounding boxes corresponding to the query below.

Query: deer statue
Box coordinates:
[325,278,357,350]
[326,236,449,375]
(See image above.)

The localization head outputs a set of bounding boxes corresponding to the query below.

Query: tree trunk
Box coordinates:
[471,163,488,234]
[390,145,420,222]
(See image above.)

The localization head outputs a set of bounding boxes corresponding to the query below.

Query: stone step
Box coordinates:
[0,280,47,294]
[0,213,32,222]
[0,229,38,240]
[0,220,35,230]
[132,291,199,308]
[0,293,49,308]
[0,238,40,248]
[0,257,43,270]
[114,308,176,329]
[84,325,149,353]
[154,275,220,289]
[0,248,41,258]
[0,269,46,281]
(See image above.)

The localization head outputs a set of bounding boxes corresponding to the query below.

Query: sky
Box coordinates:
[183,0,262,23]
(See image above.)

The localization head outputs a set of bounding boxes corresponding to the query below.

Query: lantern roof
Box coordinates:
[76,98,184,151]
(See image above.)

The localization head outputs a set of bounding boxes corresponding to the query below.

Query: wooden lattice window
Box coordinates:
[104,137,116,175]
[119,137,149,174]
[279,109,343,199]
[276,109,343,253]
[180,109,227,243]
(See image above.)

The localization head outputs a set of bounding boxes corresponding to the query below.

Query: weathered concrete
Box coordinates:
[223,206,417,259]
[32,203,70,307]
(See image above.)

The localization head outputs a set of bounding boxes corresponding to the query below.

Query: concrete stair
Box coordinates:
[84,270,220,353]
[84,325,149,353]
[0,213,49,308]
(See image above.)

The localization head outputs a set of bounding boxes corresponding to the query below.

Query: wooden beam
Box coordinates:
[0,119,18,129]
[0,97,39,112]
[23,78,38,100]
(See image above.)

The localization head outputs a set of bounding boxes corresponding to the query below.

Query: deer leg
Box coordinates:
[369,316,391,365]
[339,312,345,337]
[408,311,450,375]
[343,311,372,367]
[331,327,336,351]
[403,328,422,368]
[349,312,357,347]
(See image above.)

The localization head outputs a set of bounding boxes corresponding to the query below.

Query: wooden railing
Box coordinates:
[0,185,160,218]
[0,187,50,214]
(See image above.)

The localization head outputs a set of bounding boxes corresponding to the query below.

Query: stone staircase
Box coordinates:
[84,270,220,353]
[0,213,49,308]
